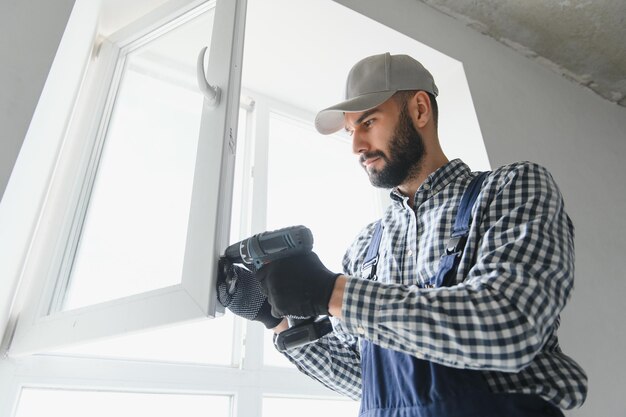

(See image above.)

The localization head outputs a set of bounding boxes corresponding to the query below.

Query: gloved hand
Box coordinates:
[216,257,283,329]
[256,252,340,318]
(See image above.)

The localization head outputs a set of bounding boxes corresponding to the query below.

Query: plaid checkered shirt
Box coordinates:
[278,159,587,410]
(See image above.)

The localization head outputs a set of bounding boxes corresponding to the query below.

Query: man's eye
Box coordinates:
[363,119,374,128]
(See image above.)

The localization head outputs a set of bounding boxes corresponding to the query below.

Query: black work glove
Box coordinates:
[256,252,340,318]
[216,257,283,329]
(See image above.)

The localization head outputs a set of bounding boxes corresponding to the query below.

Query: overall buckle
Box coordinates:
[446,234,467,255]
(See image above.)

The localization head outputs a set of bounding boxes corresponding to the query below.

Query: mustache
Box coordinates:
[359,151,386,165]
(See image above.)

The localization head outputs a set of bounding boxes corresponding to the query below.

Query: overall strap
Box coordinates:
[430,171,490,288]
[362,220,383,280]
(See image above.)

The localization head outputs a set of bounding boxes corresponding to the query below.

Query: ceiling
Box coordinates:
[419,0,626,107]
[99,0,626,108]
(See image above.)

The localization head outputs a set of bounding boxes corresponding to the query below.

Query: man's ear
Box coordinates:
[412,91,432,129]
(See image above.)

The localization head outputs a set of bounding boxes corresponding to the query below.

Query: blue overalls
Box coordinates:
[358,173,564,417]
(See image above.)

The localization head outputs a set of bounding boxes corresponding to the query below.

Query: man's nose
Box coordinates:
[352,130,369,155]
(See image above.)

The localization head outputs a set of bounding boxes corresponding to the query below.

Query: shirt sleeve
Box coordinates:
[276,318,362,400]
[340,163,575,372]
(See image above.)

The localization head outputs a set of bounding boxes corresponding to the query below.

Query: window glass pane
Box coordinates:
[15,388,231,417]
[64,9,215,310]
[263,397,359,417]
[266,113,381,273]
[47,105,251,365]
[49,311,237,365]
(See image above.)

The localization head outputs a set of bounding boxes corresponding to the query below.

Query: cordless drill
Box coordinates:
[223,225,333,351]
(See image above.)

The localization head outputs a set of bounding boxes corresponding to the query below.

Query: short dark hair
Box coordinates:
[392,90,439,128]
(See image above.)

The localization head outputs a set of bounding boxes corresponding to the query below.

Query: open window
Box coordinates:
[1,0,493,416]
[7,0,248,356]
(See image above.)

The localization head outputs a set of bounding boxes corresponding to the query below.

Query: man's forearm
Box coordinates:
[328,275,347,319]
[272,318,289,334]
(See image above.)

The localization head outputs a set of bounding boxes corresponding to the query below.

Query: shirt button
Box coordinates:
[357,326,365,335]
[422,183,431,191]
[407,249,413,257]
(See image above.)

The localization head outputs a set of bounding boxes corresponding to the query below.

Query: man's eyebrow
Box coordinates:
[345,108,379,131]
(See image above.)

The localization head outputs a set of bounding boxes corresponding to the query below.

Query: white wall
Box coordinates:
[0,0,100,354]
[334,1,626,416]
[0,0,76,200]
[0,0,77,350]
[1,0,625,416]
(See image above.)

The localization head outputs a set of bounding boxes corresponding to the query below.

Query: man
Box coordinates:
[218,53,587,416]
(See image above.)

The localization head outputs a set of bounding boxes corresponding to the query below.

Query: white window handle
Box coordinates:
[197,46,221,107]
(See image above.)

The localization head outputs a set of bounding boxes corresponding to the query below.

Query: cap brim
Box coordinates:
[315,90,396,135]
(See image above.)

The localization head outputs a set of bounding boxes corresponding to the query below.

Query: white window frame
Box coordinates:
[244,88,390,237]
[0,90,355,417]
[0,331,346,417]
[0,0,490,417]
[5,0,247,356]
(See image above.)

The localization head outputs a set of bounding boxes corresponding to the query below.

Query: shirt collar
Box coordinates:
[389,159,470,203]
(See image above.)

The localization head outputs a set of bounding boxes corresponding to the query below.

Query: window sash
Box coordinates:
[7,0,247,356]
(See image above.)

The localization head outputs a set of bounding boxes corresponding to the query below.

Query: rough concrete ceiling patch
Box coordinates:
[418,0,626,107]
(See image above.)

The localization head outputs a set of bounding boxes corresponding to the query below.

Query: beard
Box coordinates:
[360,102,426,189]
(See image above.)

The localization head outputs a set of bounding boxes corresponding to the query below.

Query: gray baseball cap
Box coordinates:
[315,52,439,135]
